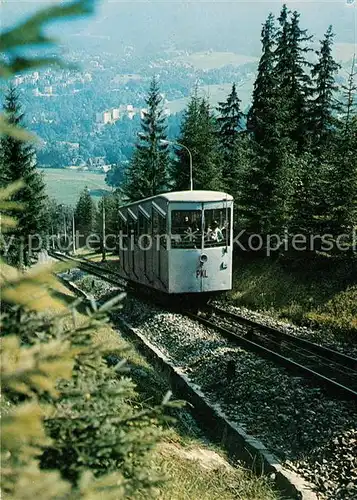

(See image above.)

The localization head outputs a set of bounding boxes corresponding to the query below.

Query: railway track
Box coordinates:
[49,251,127,290]
[186,306,357,401]
[48,251,357,401]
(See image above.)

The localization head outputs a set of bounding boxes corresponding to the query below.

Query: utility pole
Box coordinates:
[101,196,106,262]
[19,236,24,272]
[72,212,76,255]
[63,213,67,240]
[50,221,55,250]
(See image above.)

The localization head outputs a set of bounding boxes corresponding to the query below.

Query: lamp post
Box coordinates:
[160,139,193,191]
[101,195,106,262]
[57,204,67,252]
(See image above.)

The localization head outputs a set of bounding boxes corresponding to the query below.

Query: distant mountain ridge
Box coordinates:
[2,1,356,57]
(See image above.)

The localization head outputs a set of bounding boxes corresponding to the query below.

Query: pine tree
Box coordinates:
[288,152,324,238]
[241,13,289,234]
[339,55,356,138]
[274,6,313,150]
[225,134,253,225]
[216,83,244,154]
[245,5,314,234]
[0,85,48,265]
[74,187,97,248]
[172,92,221,191]
[123,77,169,201]
[287,11,313,150]
[274,5,290,90]
[216,83,246,191]
[1,248,169,499]
[247,13,277,142]
[325,58,357,238]
[309,26,340,154]
[1,187,133,500]
[105,162,126,188]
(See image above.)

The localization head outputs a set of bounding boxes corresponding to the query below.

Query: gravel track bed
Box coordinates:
[213,301,357,359]
[63,273,357,500]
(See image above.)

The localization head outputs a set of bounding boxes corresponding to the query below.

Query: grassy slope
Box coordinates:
[230,254,357,341]
[40,168,111,205]
[52,277,278,500]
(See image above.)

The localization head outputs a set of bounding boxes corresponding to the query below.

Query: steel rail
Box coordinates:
[186,310,357,400]
[187,310,357,401]
[48,251,126,289]
[208,305,357,371]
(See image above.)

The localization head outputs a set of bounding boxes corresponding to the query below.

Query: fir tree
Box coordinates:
[288,152,324,238]
[216,83,244,153]
[105,162,126,188]
[172,92,221,191]
[274,4,290,89]
[225,134,253,225]
[339,55,356,138]
[216,83,246,190]
[309,26,340,153]
[241,13,289,234]
[274,6,313,150]
[325,58,357,238]
[123,77,169,201]
[245,5,314,234]
[74,187,97,248]
[0,85,48,265]
[287,11,313,149]
[247,13,277,142]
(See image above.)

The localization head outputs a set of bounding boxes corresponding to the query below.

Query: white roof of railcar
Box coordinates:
[121,190,233,208]
[161,190,233,202]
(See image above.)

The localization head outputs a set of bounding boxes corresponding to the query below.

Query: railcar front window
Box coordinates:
[171,210,202,248]
[204,208,231,247]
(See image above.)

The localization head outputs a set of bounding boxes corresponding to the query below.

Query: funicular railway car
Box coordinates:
[117,190,233,294]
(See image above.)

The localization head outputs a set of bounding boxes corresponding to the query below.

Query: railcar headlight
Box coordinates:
[200,254,208,264]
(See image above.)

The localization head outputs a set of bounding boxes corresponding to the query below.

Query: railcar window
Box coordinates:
[138,211,147,235]
[138,210,151,248]
[118,214,126,234]
[204,208,231,248]
[127,215,137,247]
[153,209,167,248]
[171,210,202,248]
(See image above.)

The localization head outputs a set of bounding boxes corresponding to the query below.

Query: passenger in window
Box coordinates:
[183,215,198,243]
[205,224,212,240]
[210,220,223,242]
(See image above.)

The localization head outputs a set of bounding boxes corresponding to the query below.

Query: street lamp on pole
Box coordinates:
[160,139,193,191]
